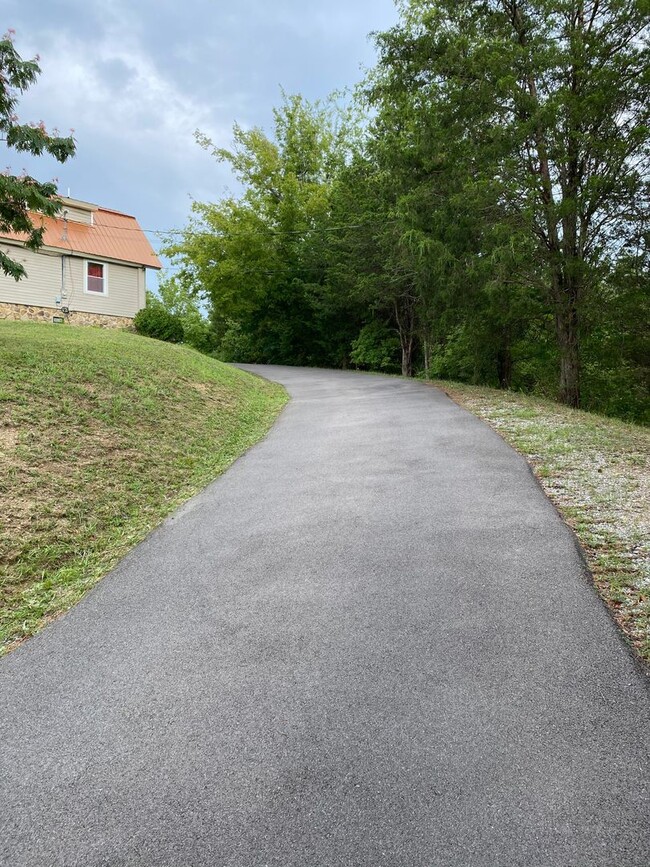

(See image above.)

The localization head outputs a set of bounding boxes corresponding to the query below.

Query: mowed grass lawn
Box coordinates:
[0,322,287,654]
[435,380,650,666]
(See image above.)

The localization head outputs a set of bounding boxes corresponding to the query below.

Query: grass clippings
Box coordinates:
[434,380,649,667]
[0,322,287,654]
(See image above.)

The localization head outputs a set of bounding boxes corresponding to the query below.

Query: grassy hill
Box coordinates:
[0,322,287,654]
[436,380,649,666]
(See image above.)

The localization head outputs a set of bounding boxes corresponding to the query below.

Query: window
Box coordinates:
[85,261,108,295]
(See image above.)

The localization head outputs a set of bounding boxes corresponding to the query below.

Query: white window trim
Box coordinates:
[84,260,109,296]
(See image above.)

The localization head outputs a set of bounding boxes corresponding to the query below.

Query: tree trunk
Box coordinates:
[394,295,416,377]
[553,270,581,408]
[556,310,580,407]
[401,335,414,377]
[496,345,512,390]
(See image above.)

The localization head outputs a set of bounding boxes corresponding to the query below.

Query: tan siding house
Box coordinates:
[0,197,161,327]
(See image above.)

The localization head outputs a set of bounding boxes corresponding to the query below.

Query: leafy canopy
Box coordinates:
[164,93,361,366]
[0,31,76,279]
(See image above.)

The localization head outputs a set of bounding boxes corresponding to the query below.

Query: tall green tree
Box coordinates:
[165,94,358,365]
[328,152,421,376]
[0,31,76,279]
[371,0,650,406]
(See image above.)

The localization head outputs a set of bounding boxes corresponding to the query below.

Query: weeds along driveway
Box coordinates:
[1,366,649,867]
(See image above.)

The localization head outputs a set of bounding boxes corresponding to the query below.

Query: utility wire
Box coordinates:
[143,219,399,238]
[43,218,399,239]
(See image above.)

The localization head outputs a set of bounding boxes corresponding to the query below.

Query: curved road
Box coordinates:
[2,366,649,866]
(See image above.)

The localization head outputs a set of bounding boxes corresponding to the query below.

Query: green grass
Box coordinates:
[433,380,650,666]
[0,322,288,654]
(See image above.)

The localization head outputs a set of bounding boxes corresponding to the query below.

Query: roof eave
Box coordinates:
[0,236,162,269]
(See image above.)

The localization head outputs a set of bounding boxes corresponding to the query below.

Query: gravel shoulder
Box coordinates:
[434,380,650,666]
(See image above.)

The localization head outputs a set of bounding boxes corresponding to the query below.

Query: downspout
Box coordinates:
[59,208,71,319]
[60,255,70,317]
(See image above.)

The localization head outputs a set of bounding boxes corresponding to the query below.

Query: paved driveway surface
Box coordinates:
[1,366,649,867]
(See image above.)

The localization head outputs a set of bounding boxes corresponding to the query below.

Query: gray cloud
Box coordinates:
[2,0,398,268]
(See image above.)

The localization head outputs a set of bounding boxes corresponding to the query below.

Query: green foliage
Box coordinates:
[0,31,76,279]
[428,325,484,384]
[133,304,184,344]
[368,0,650,408]
[164,93,361,367]
[154,274,218,354]
[581,259,650,423]
[163,3,649,423]
[215,319,257,363]
[350,321,401,372]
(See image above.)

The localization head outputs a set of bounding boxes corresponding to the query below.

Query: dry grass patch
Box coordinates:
[433,380,649,666]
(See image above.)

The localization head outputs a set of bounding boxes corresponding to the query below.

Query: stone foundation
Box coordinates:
[0,302,134,329]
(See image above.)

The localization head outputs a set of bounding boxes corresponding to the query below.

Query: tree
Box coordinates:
[0,31,76,279]
[153,274,219,354]
[371,0,650,406]
[329,152,422,376]
[165,93,359,366]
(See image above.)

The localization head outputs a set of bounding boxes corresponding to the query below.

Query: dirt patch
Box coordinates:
[0,426,18,454]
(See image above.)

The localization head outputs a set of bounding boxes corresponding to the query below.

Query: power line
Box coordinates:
[145,219,397,238]
[47,218,399,239]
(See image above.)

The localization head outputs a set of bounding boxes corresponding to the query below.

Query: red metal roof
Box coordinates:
[1,203,162,269]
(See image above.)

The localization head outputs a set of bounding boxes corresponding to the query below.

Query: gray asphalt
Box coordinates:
[1,366,649,867]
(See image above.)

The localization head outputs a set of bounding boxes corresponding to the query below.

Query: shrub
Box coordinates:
[216,319,258,362]
[134,306,184,344]
[350,321,401,372]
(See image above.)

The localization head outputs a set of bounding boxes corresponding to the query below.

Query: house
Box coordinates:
[0,197,162,327]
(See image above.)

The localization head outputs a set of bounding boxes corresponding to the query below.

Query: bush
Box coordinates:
[215,319,258,362]
[180,317,219,355]
[350,321,401,372]
[134,306,184,344]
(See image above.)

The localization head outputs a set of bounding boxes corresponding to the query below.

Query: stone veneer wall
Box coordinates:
[0,302,134,330]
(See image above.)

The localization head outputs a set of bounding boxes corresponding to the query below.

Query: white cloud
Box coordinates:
[18,25,228,172]
[1,0,399,242]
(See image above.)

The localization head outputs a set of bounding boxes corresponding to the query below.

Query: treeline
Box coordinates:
[163,1,650,423]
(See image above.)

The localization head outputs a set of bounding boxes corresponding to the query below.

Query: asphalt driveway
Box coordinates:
[1,366,649,866]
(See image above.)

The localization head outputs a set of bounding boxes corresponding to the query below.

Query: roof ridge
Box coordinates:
[96,207,137,219]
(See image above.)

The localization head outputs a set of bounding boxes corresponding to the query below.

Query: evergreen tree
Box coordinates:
[370,0,650,406]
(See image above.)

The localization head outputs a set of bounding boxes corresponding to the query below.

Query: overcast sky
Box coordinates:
[3,0,399,272]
